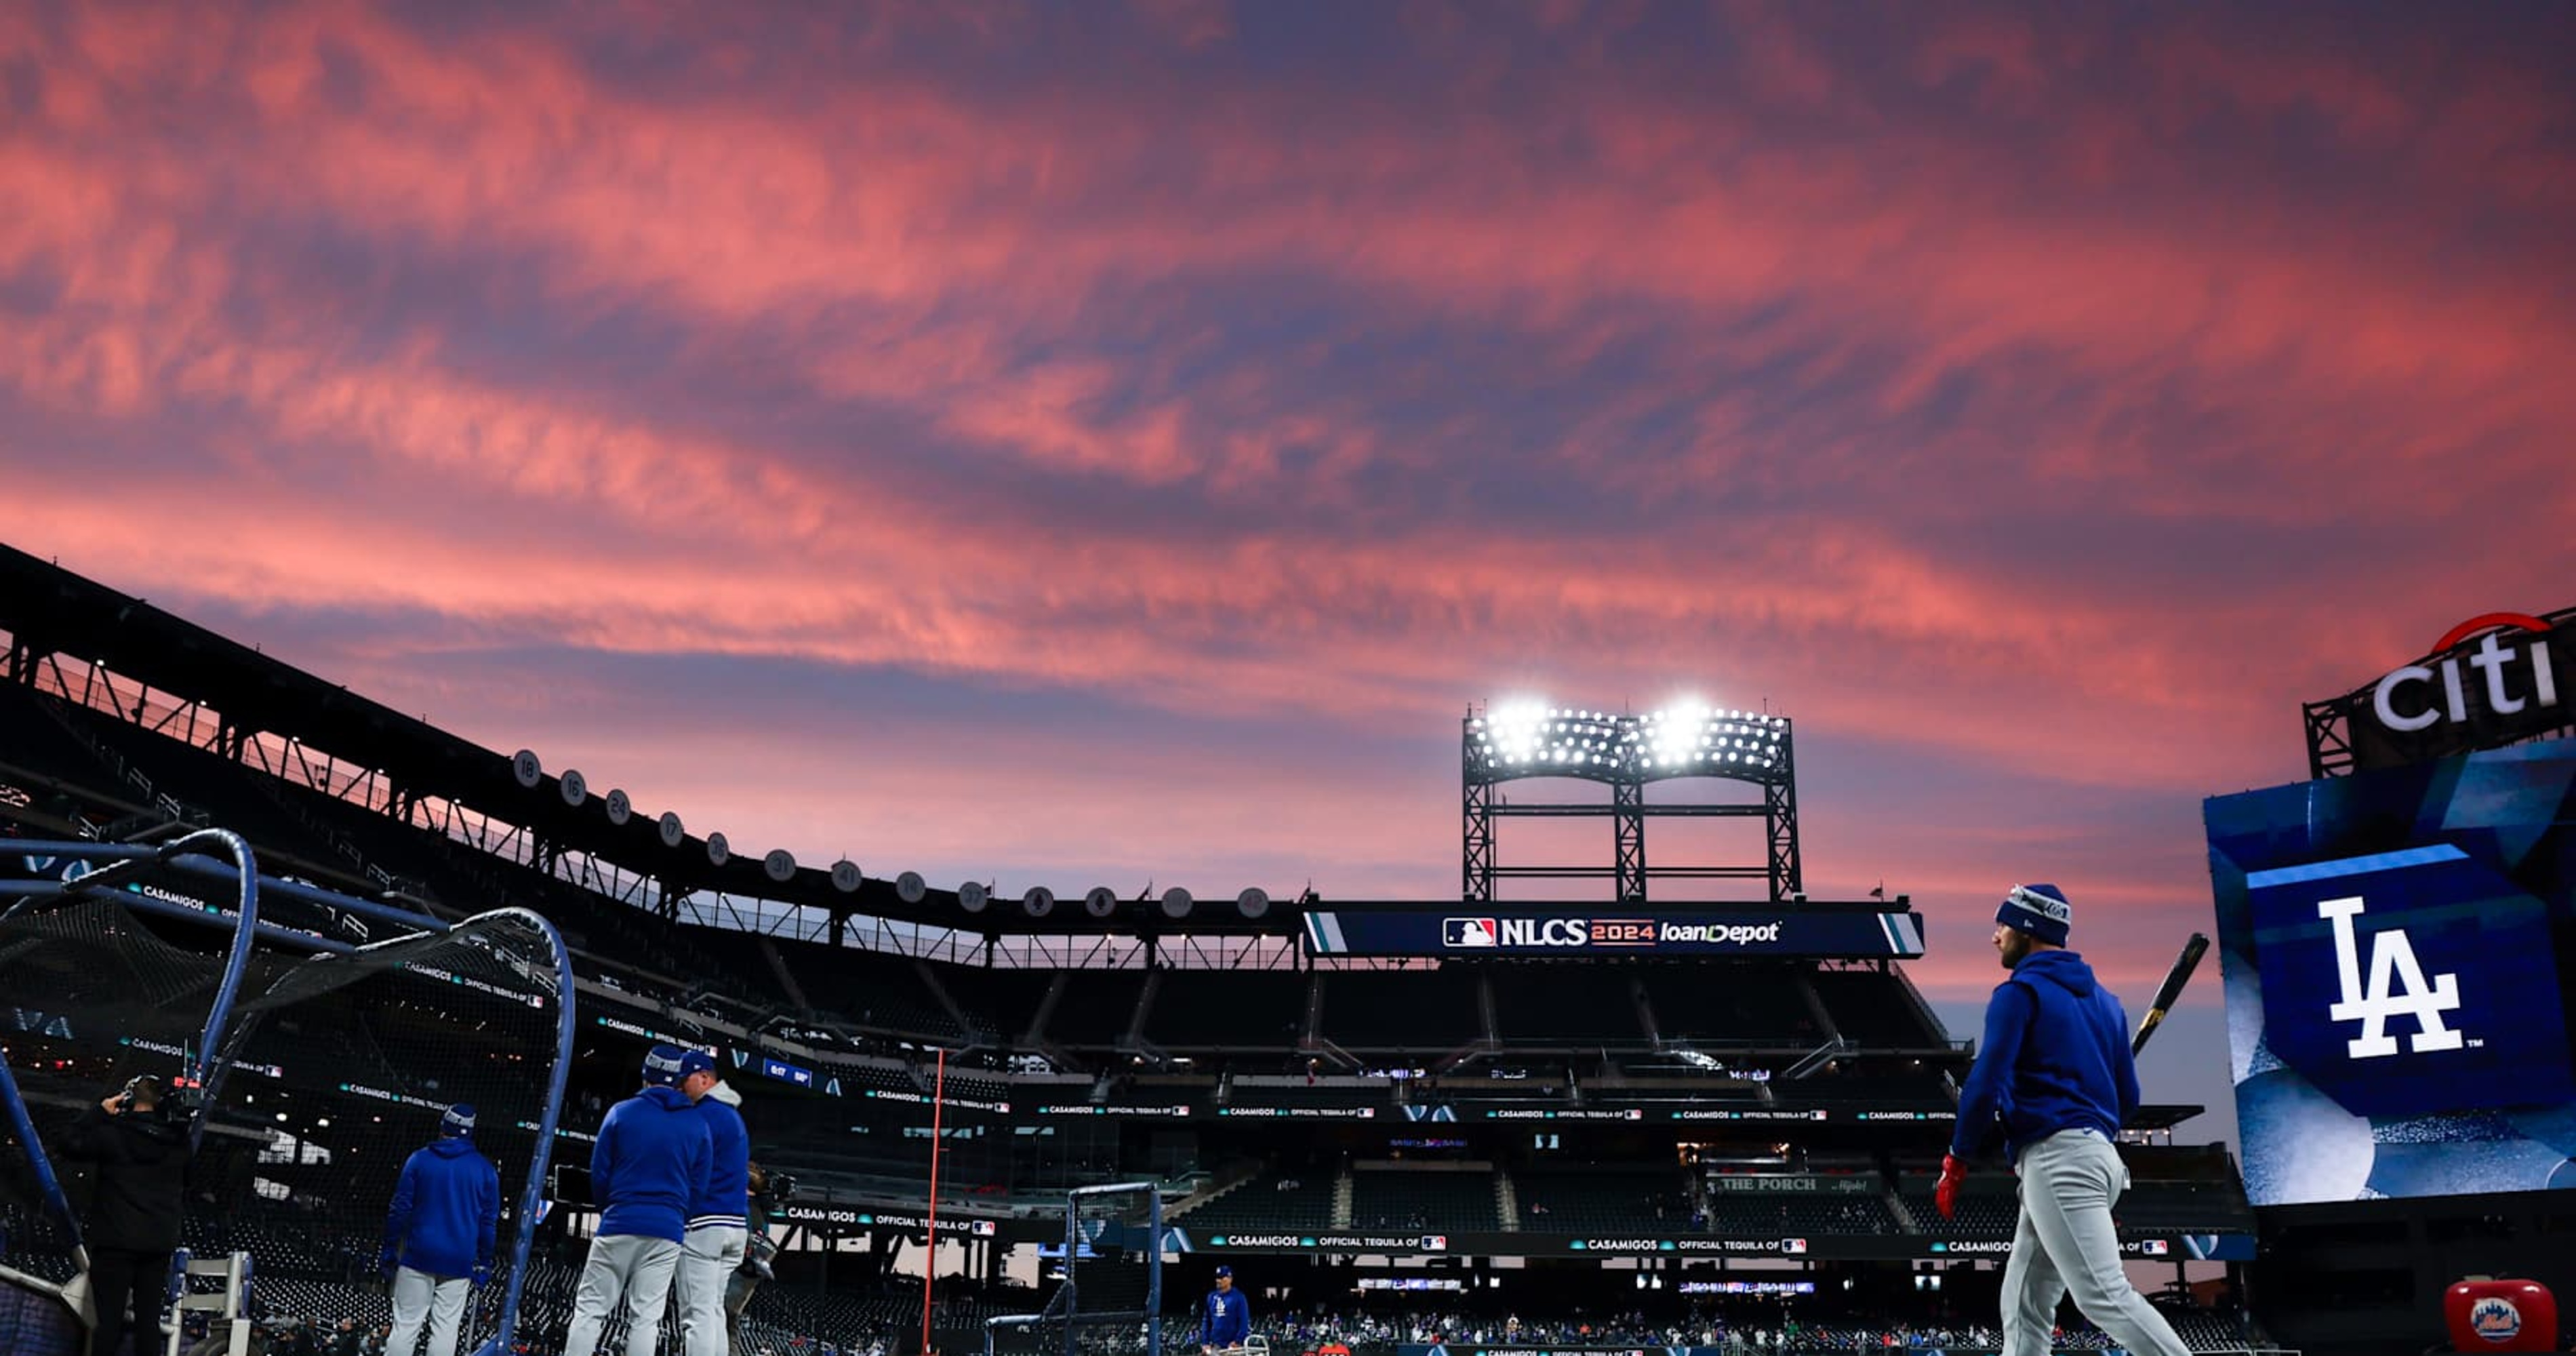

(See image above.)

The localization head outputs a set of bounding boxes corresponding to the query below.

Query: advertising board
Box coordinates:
[2205,739,2576,1205]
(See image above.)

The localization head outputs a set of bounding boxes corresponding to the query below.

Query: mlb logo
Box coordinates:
[1443,917,1499,948]
[2139,1239,2167,1256]
[1420,1235,1449,1252]
[972,1220,998,1237]
[1782,1238,1807,1254]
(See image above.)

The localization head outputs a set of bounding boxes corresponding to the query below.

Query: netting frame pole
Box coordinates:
[1064,1181,1163,1356]
[923,1045,947,1356]
[0,1039,87,1275]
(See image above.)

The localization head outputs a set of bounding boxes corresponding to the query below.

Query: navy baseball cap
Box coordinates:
[441,1103,477,1136]
[644,1045,719,1086]
[1215,1265,1232,1278]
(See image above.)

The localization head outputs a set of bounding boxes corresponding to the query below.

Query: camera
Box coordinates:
[764,1170,799,1200]
[115,1074,198,1124]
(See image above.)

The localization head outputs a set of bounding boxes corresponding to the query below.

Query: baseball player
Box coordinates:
[563,1045,717,1356]
[674,1075,751,1356]
[1199,1264,1250,1353]
[1938,883,2190,1356]
[380,1103,500,1356]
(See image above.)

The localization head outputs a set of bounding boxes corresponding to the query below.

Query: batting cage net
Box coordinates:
[1,844,571,1355]
[197,908,570,1351]
[0,885,286,1284]
[989,1183,1165,1356]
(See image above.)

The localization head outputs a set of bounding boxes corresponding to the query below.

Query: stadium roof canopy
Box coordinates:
[0,544,1910,941]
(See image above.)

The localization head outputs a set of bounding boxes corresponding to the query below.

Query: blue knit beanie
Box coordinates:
[441,1103,477,1137]
[1996,883,2072,946]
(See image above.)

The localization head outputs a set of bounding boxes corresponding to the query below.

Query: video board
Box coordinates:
[2205,739,2576,1205]
[1301,908,1923,958]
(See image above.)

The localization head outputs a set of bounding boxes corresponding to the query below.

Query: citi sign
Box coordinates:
[2371,612,2560,733]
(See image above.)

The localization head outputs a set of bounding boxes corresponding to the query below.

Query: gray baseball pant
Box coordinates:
[2002,1128,2190,1356]
[561,1232,683,1356]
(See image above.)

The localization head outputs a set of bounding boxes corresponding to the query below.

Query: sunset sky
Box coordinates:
[4,3,2573,1124]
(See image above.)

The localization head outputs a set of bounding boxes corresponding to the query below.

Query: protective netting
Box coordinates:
[0,1266,84,1356]
[988,1186,1165,1356]
[197,910,567,1351]
[0,890,297,1283]
[0,873,568,1353]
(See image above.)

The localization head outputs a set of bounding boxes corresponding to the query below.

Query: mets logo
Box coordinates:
[2470,1297,2521,1343]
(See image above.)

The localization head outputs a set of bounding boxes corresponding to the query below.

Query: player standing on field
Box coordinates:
[1938,883,2190,1356]
[674,1073,751,1356]
[1199,1264,1249,1353]
[380,1103,500,1356]
[563,1045,717,1356]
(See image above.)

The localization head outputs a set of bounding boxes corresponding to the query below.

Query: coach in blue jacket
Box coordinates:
[381,1103,500,1356]
[563,1045,717,1356]
[1199,1264,1250,1353]
[1939,884,2188,1356]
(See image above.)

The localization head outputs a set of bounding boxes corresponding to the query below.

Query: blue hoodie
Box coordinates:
[1950,949,2139,1163]
[1200,1285,1250,1347]
[384,1137,501,1279]
[687,1096,750,1232]
[592,1085,714,1242]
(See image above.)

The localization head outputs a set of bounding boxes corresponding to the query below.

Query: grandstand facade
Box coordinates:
[0,546,2263,1353]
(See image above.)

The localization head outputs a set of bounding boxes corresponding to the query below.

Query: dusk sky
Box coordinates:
[5,3,2574,1124]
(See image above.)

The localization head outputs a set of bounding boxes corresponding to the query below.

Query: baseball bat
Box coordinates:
[2131,932,2210,1056]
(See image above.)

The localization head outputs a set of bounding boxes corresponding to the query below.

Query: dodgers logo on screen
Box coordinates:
[2247,844,2575,1119]
[1443,917,1498,948]
[2318,895,2461,1058]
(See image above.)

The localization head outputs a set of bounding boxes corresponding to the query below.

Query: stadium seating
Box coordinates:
[936,966,1063,1045]
[1513,1168,1691,1232]
[1348,1168,1500,1233]
[1489,965,1647,1043]
[1699,1187,1899,1235]
[0,685,127,795]
[1638,964,1826,1045]
[1178,1168,1336,1233]
[1041,970,1144,1047]
[1141,970,1310,1048]
[1894,1174,2017,1235]
[1316,969,1485,1050]
[1805,969,1947,1048]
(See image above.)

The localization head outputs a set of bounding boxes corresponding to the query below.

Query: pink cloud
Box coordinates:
[1,0,2570,999]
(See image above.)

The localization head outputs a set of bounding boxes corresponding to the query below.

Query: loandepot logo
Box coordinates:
[1657,922,1784,946]
[2320,894,2463,1058]
[2371,612,2559,733]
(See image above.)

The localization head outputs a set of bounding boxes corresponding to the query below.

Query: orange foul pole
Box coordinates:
[921,1045,947,1356]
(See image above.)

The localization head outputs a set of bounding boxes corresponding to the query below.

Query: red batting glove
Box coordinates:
[1935,1154,1967,1220]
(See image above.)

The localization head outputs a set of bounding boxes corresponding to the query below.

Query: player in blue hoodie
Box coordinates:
[1199,1264,1250,1353]
[563,1046,717,1356]
[672,1074,750,1356]
[1939,883,2188,1356]
[381,1103,500,1356]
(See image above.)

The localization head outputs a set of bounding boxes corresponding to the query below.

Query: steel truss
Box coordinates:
[1461,706,1805,903]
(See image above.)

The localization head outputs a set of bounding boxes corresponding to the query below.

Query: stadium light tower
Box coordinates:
[1462,699,1802,904]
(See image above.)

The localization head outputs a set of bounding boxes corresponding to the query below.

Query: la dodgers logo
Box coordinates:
[2319,894,2463,1058]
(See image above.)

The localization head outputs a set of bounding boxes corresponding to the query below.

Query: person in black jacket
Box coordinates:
[62,1074,193,1356]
